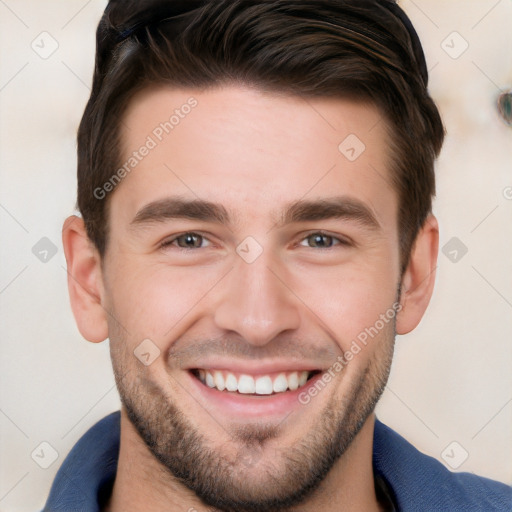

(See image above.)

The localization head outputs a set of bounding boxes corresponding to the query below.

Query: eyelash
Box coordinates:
[160,231,352,251]
[160,232,213,250]
[298,231,351,249]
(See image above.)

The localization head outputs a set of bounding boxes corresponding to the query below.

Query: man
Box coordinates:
[44,0,511,510]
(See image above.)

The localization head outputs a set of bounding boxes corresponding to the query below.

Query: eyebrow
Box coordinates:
[280,197,380,230]
[130,196,380,231]
[131,197,230,226]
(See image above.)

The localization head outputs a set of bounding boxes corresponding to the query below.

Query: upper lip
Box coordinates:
[183,358,326,375]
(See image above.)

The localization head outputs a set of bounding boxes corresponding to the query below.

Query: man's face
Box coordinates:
[101,85,402,510]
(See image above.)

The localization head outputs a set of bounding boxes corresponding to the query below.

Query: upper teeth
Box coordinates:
[197,370,310,395]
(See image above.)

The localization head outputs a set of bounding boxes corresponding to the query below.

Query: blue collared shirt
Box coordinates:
[43,411,512,511]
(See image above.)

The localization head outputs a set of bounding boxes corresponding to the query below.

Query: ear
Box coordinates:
[396,214,439,335]
[62,216,109,343]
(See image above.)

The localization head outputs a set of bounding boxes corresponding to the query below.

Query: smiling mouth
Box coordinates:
[190,369,321,395]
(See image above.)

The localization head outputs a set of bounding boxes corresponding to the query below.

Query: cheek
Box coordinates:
[104,240,401,350]
[105,261,220,339]
[289,260,399,351]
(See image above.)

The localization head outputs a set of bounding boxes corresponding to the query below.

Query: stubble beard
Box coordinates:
[109,322,396,512]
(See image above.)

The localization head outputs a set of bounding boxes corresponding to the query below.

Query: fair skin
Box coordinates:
[63,85,438,512]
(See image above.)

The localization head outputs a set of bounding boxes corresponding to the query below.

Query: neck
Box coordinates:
[105,410,382,512]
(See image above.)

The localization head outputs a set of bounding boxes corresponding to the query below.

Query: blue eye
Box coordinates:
[162,233,211,249]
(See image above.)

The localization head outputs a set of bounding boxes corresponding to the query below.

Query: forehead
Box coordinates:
[113,84,396,229]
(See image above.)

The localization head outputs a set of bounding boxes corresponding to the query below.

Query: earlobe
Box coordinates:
[62,216,109,343]
[396,214,439,335]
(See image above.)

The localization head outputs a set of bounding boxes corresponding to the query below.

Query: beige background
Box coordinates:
[0,1,511,510]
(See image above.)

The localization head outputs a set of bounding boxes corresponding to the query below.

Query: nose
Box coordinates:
[214,251,301,347]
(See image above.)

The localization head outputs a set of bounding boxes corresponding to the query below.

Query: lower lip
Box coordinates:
[186,371,323,420]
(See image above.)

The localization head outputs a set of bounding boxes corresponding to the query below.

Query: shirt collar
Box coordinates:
[43,411,120,511]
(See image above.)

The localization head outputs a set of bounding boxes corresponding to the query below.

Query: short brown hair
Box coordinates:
[77,0,444,272]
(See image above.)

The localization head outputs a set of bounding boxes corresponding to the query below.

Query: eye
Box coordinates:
[161,232,211,250]
[299,232,348,249]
